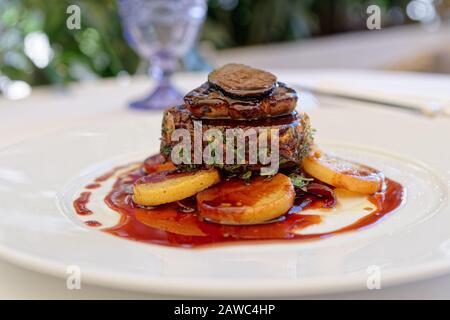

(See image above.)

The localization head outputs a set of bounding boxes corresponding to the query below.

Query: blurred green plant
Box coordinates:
[0,0,138,87]
[0,0,412,88]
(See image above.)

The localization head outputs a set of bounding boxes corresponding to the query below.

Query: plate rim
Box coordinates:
[2,240,450,297]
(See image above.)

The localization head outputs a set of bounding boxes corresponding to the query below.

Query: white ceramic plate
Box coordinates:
[0,104,449,298]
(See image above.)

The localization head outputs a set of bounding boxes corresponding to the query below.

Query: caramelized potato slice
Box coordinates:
[302,150,384,195]
[136,208,206,237]
[197,174,295,225]
[143,154,176,173]
[133,169,220,206]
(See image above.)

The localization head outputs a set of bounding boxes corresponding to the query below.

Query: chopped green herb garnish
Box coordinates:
[161,145,171,156]
[240,171,252,180]
[289,173,313,190]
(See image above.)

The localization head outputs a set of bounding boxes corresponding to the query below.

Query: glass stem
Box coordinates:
[128,52,183,110]
[150,52,177,87]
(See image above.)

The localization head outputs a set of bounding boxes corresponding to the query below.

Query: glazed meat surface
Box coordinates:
[184,82,298,120]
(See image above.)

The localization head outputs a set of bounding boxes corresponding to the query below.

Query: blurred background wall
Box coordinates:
[0,0,449,94]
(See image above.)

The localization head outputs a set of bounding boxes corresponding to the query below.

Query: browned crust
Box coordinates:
[184,82,298,120]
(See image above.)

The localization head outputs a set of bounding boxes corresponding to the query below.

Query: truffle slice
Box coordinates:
[208,63,277,97]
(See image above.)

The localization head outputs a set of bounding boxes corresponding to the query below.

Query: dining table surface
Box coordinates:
[0,69,449,299]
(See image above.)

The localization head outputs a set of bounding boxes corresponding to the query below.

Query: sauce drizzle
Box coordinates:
[85,220,102,227]
[73,162,404,248]
[73,192,93,216]
[85,183,101,190]
[71,164,404,248]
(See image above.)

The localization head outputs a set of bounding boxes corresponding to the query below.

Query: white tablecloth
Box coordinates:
[0,71,449,299]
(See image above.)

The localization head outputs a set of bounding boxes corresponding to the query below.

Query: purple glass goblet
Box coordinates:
[118,0,207,110]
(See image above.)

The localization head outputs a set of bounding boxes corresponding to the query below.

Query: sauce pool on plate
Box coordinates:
[73,164,404,248]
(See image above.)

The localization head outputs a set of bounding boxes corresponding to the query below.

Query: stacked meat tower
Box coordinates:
[133,64,384,226]
[160,63,314,175]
